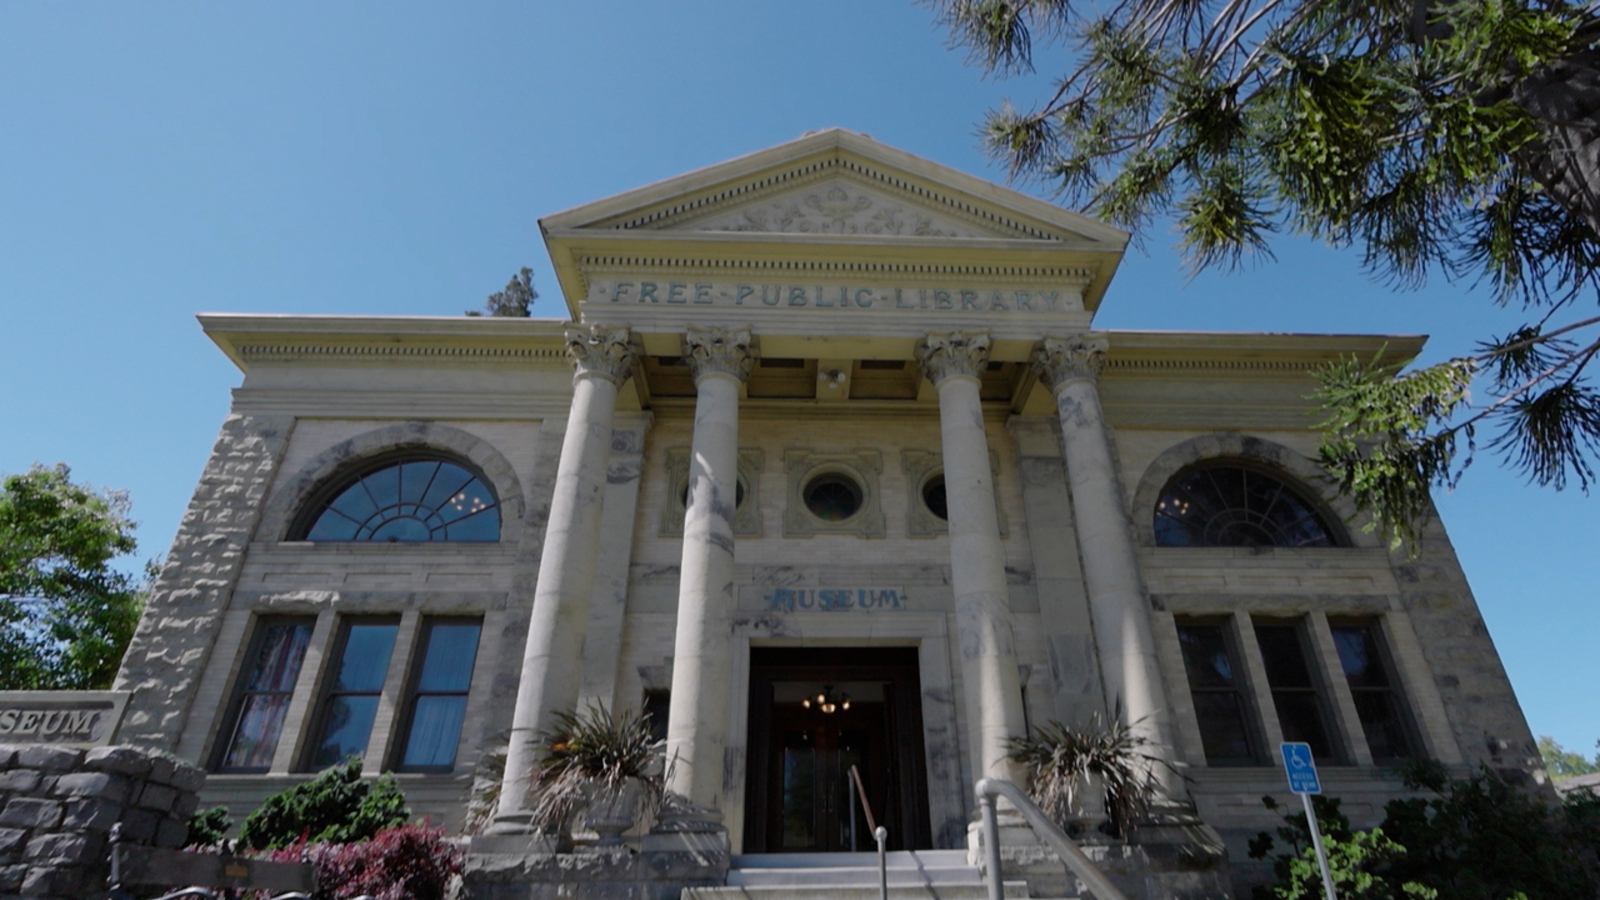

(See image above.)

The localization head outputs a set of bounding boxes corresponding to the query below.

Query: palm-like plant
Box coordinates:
[529,702,664,832]
[1006,714,1163,839]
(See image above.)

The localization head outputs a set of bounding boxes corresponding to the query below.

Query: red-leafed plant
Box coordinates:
[264,825,463,900]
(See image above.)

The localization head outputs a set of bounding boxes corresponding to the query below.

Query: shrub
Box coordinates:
[1250,763,1600,900]
[263,825,463,900]
[239,759,410,850]
[185,806,233,848]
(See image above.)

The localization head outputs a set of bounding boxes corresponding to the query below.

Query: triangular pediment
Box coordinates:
[541,129,1131,315]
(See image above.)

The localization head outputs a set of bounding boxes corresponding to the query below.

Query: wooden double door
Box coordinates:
[743,648,932,852]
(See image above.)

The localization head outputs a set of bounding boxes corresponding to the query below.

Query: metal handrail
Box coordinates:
[849,764,889,900]
[975,778,1131,900]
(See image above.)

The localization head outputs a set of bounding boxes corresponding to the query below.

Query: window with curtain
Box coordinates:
[397,619,482,771]
[1175,620,1260,765]
[1155,463,1340,548]
[1330,620,1418,763]
[216,617,315,772]
[304,619,398,770]
[292,456,500,542]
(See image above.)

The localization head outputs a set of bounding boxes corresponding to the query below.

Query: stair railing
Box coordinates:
[974,778,1131,900]
[848,764,888,900]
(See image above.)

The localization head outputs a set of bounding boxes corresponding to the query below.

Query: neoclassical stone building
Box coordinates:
[113,130,1539,894]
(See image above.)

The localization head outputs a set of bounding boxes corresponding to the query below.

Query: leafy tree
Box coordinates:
[0,464,144,689]
[1540,735,1600,779]
[465,267,537,317]
[930,0,1600,548]
[238,759,411,850]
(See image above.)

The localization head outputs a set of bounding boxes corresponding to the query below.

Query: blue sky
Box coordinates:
[1,2,1593,757]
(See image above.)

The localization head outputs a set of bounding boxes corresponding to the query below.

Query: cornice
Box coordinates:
[228,388,573,420]
[199,313,571,372]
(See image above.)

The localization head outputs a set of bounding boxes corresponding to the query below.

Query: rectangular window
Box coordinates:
[396,619,482,771]
[643,689,670,745]
[1254,620,1339,762]
[216,617,315,772]
[1330,620,1417,763]
[1176,620,1259,765]
[304,618,399,770]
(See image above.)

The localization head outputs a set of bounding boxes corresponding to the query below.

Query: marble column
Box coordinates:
[494,324,634,828]
[661,325,755,824]
[915,331,1028,787]
[1033,334,1180,776]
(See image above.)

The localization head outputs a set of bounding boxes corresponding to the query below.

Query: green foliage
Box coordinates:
[465,267,536,317]
[1250,762,1600,900]
[185,805,233,848]
[1248,794,1434,900]
[1006,713,1162,838]
[238,759,411,850]
[930,0,1600,543]
[1540,736,1600,780]
[0,464,145,689]
[529,702,664,831]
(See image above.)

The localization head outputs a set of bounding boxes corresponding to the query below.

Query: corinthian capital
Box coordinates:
[1033,334,1109,391]
[684,325,756,384]
[565,324,635,384]
[915,331,991,386]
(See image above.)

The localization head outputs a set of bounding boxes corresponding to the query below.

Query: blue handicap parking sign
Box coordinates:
[1280,742,1322,794]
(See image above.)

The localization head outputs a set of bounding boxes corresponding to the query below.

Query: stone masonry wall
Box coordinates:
[0,745,203,900]
[115,413,297,750]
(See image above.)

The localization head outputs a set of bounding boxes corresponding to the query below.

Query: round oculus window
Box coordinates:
[922,475,948,521]
[803,473,863,522]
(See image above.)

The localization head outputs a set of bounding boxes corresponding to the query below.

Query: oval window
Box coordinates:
[922,475,948,521]
[803,473,863,522]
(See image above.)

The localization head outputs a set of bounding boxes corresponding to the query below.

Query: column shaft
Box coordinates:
[664,327,754,815]
[496,326,632,826]
[1037,335,1179,771]
[919,332,1027,786]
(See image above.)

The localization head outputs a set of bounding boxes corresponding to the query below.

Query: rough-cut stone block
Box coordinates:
[168,764,206,794]
[0,774,39,795]
[153,816,188,849]
[145,756,176,786]
[13,749,79,774]
[0,748,19,769]
[117,809,160,844]
[0,802,61,831]
[51,773,128,803]
[0,863,24,892]
[0,830,24,859]
[23,833,91,864]
[19,862,85,897]
[170,791,199,820]
[136,784,177,813]
[82,747,152,777]
[61,798,121,833]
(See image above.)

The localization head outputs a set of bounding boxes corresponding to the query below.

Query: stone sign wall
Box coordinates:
[0,694,129,748]
[0,744,203,899]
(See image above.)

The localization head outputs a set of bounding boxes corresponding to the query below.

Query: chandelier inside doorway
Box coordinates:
[801,684,851,714]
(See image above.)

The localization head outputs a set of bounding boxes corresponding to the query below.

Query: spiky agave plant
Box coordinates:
[529,702,664,832]
[1006,713,1162,839]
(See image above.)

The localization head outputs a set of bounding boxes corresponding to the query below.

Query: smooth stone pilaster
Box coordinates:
[916,332,1027,788]
[495,325,634,827]
[662,326,755,822]
[1034,334,1180,778]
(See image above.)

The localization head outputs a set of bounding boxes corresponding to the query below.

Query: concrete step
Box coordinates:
[685,882,1030,900]
[730,851,971,869]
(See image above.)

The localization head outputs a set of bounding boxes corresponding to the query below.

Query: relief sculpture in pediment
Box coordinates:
[705,185,976,237]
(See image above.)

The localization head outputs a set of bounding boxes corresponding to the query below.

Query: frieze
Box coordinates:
[586,280,1077,314]
[695,185,976,237]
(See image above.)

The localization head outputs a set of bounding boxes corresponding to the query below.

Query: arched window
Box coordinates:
[1154,463,1339,548]
[292,455,501,542]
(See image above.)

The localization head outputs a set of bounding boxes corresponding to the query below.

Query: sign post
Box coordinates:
[1280,742,1337,900]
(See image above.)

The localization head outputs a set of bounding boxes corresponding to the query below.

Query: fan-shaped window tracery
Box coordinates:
[1154,464,1338,548]
[293,456,501,542]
